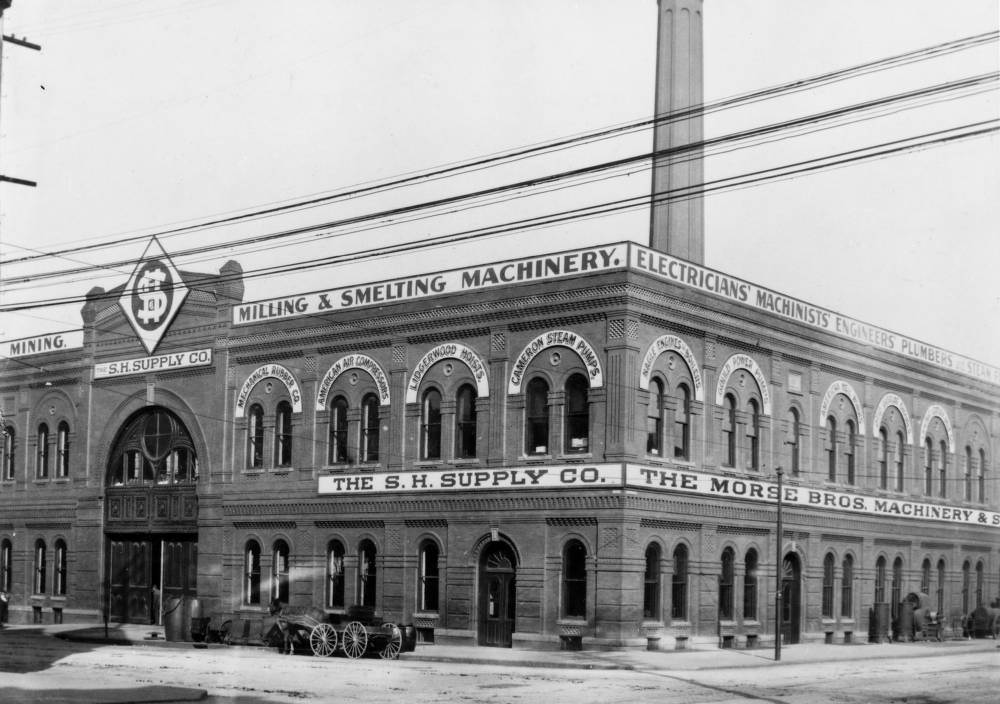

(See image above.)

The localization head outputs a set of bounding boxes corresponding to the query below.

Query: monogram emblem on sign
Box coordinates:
[119,237,189,354]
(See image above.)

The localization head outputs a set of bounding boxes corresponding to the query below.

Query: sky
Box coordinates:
[1,1,998,368]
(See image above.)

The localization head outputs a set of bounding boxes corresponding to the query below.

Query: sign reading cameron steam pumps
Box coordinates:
[118,237,190,355]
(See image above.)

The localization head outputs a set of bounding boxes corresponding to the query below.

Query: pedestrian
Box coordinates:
[0,589,9,626]
[151,584,160,625]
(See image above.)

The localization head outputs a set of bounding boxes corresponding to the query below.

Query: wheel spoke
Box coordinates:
[379,623,402,660]
[342,621,368,659]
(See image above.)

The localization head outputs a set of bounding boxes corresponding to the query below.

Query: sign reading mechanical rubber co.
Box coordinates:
[94,349,213,379]
[234,245,624,325]
[318,464,621,494]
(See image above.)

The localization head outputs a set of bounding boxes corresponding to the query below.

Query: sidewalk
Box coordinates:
[36,622,1000,672]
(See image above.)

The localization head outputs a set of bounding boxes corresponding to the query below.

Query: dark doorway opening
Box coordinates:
[478,541,517,647]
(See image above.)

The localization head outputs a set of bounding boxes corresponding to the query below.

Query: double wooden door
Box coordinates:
[108,537,196,624]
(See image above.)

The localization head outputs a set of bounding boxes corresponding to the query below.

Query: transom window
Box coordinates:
[107,408,198,486]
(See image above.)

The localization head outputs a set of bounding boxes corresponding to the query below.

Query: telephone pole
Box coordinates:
[1,0,41,188]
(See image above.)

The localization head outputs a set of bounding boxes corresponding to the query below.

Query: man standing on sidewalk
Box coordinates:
[0,590,9,626]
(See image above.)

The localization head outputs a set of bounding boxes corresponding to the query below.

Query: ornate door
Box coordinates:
[780,554,802,644]
[109,539,151,623]
[478,542,516,647]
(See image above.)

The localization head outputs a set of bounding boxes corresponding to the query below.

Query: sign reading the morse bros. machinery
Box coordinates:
[233,245,625,324]
[317,463,1000,528]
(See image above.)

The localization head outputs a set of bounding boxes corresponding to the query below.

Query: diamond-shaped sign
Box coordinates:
[118,237,189,355]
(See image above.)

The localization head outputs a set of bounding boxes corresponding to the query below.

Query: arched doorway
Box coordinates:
[478,541,516,647]
[780,553,802,644]
[104,407,199,628]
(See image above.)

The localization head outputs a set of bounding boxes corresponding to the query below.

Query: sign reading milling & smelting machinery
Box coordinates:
[317,464,1000,528]
[118,236,190,355]
[94,349,213,379]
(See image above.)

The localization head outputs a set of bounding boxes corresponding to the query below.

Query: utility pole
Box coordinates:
[1,0,41,188]
[774,465,784,661]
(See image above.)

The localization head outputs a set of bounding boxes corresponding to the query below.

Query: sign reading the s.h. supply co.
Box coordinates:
[94,349,212,379]
[318,464,621,494]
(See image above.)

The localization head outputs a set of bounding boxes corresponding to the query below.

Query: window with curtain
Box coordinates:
[722,395,736,467]
[895,432,906,492]
[787,407,800,476]
[743,549,758,620]
[562,540,587,618]
[328,396,348,464]
[244,540,261,605]
[822,553,835,618]
[419,541,440,612]
[54,539,67,596]
[1,539,13,592]
[56,422,70,478]
[455,385,477,459]
[247,404,264,469]
[564,375,589,453]
[826,417,837,482]
[525,378,550,455]
[938,440,947,498]
[326,540,345,609]
[674,383,691,460]
[671,545,688,620]
[874,556,886,604]
[964,446,973,501]
[36,423,49,479]
[921,558,931,595]
[719,548,734,620]
[272,540,290,604]
[643,543,661,619]
[936,559,946,614]
[924,438,934,495]
[845,420,856,485]
[746,399,760,471]
[274,402,293,467]
[421,389,442,460]
[34,540,46,594]
[879,428,889,489]
[2,426,14,480]
[891,558,903,621]
[646,379,663,456]
[979,449,987,503]
[841,555,854,617]
[361,394,380,463]
[358,540,377,607]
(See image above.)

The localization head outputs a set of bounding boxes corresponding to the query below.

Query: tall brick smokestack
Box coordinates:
[649,0,704,263]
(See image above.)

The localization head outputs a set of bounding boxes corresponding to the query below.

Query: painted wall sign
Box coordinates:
[714,353,772,415]
[405,343,489,403]
[118,236,189,355]
[316,354,391,409]
[819,380,866,429]
[638,334,704,400]
[508,330,604,394]
[235,364,302,417]
[630,243,1000,386]
[234,244,624,325]
[319,463,621,494]
[94,348,213,379]
[871,393,914,445]
[624,465,1000,528]
[1,330,83,358]
[919,404,955,454]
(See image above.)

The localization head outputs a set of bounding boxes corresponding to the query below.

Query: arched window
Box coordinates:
[564,374,589,453]
[895,432,906,491]
[674,383,691,460]
[274,402,293,467]
[921,558,932,595]
[743,549,758,620]
[54,539,67,596]
[787,408,800,476]
[879,428,889,489]
[845,420,856,485]
[1,539,13,592]
[841,555,854,617]
[271,540,290,604]
[108,408,198,485]
[247,404,264,469]
[244,540,261,605]
[56,422,70,478]
[2,426,14,480]
[361,394,380,463]
[961,560,971,614]
[671,544,688,620]
[326,540,345,609]
[924,438,933,495]
[643,543,661,619]
[358,540,377,607]
[722,394,736,467]
[822,553,835,618]
[646,379,664,456]
[979,449,987,503]
[328,396,348,464]
[936,559,946,614]
[34,539,46,594]
[964,446,974,501]
[421,389,442,460]
[976,560,984,608]
[746,399,760,471]
[36,423,50,480]
[826,417,837,482]
[891,558,903,622]
[419,541,440,612]
[525,378,549,455]
[562,540,587,618]
[719,547,735,620]
[938,440,948,498]
[874,556,886,604]
[455,385,477,459]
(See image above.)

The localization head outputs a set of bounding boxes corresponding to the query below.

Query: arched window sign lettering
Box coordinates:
[235,364,302,418]
[819,380,866,430]
[316,354,391,410]
[919,404,955,454]
[405,343,490,404]
[508,330,604,394]
[714,354,771,415]
[638,334,704,401]
[871,393,914,445]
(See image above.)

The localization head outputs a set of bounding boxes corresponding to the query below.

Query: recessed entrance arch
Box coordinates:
[478,541,517,647]
[103,407,199,631]
[780,553,802,645]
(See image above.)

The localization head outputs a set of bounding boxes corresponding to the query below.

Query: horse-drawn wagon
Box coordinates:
[270,602,416,659]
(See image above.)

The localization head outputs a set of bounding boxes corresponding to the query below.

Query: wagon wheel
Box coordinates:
[309,623,338,657]
[341,621,368,659]
[379,623,402,660]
